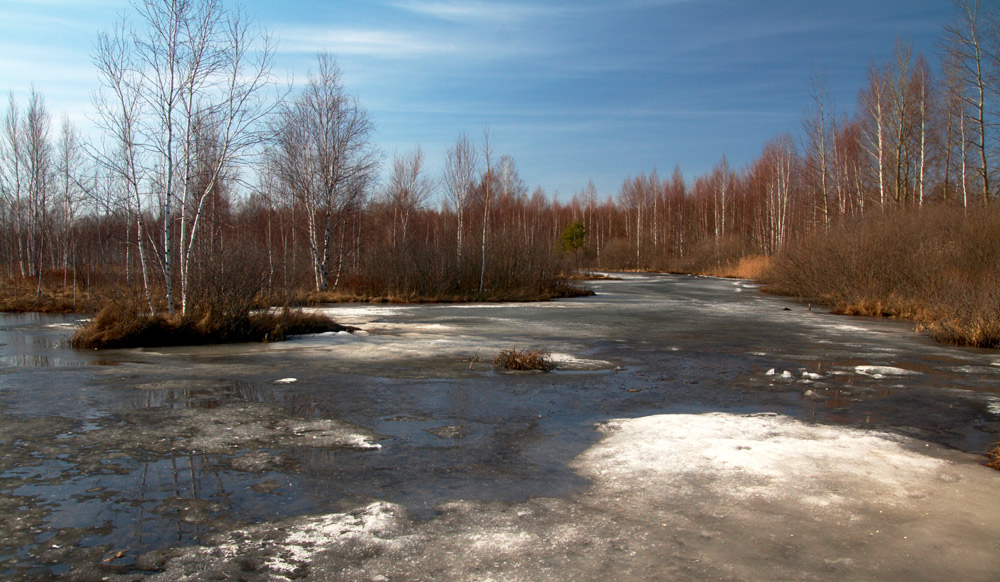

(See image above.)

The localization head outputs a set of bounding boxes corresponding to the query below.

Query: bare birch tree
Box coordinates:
[944,0,993,204]
[479,127,493,295]
[860,63,888,209]
[805,73,832,228]
[94,0,276,315]
[271,53,377,293]
[443,132,477,266]
[385,146,433,247]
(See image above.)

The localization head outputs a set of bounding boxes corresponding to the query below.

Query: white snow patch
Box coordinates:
[263,501,404,575]
[274,378,297,384]
[316,330,356,337]
[801,371,823,381]
[765,368,776,376]
[781,370,793,379]
[548,353,615,370]
[573,413,945,509]
[855,365,921,379]
[986,397,1000,416]
[833,324,871,333]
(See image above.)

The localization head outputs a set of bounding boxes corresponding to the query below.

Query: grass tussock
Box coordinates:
[494,347,553,372]
[72,305,348,350]
[763,205,1000,348]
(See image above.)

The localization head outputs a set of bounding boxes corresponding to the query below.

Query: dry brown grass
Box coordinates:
[987,442,1000,471]
[0,278,100,313]
[291,280,593,306]
[697,255,772,280]
[764,205,1000,348]
[494,347,553,372]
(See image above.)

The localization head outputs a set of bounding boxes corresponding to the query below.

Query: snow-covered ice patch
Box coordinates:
[801,371,823,381]
[274,378,297,384]
[855,365,921,379]
[170,501,407,579]
[573,413,945,508]
[548,353,615,371]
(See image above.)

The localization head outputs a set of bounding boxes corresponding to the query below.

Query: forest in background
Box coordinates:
[1,0,999,345]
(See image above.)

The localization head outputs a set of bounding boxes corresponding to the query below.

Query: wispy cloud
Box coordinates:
[275,26,459,58]
[273,23,548,62]
[389,0,566,24]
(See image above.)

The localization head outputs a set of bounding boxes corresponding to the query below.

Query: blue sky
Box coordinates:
[1,0,954,201]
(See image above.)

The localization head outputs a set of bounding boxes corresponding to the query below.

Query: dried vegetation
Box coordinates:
[764,206,1000,348]
[494,347,553,372]
[72,305,347,350]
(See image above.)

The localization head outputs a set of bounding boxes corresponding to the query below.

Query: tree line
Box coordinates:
[1,0,999,314]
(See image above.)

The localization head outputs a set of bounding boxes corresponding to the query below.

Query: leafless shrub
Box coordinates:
[764,205,1000,347]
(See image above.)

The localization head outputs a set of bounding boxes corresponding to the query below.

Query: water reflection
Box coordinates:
[121,379,321,414]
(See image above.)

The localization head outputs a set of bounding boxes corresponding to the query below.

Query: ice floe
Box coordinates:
[854,365,921,379]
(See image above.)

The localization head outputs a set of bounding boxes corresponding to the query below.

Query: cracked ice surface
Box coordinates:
[148,412,1000,582]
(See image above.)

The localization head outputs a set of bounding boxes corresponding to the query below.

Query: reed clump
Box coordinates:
[494,347,553,372]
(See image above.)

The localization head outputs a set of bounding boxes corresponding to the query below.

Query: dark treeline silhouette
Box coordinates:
[1,0,999,324]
